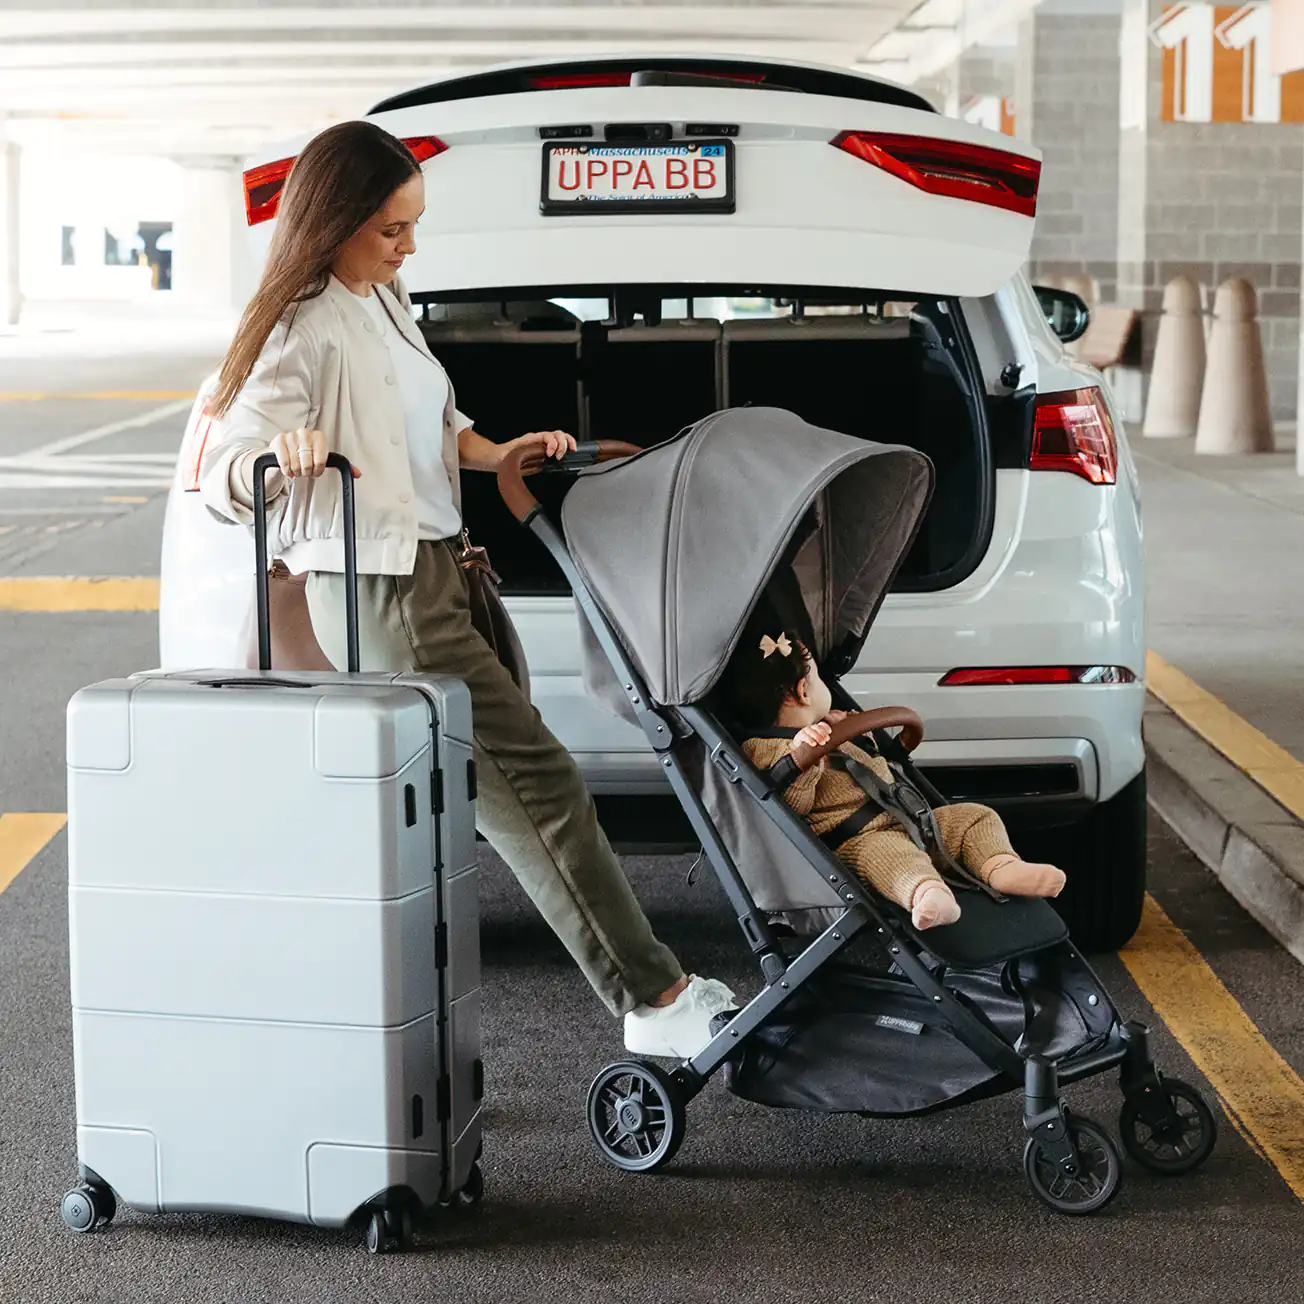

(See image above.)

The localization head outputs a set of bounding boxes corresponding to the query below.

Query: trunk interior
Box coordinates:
[418,290,989,595]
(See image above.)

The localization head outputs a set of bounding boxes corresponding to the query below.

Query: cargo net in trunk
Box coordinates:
[417,292,981,595]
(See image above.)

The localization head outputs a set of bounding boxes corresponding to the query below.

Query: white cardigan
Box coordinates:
[199,272,472,577]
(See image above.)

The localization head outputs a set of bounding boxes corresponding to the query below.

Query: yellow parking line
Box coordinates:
[0,577,160,611]
[0,814,66,894]
[1147,650,1304,822]
[0,390,196,401]
[1122,894,1304,1203]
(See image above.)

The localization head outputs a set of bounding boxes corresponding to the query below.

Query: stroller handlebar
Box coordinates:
[497,439,643,523]
[790,707,925,771]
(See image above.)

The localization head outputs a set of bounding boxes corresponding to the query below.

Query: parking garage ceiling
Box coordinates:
[0,0,1033,159]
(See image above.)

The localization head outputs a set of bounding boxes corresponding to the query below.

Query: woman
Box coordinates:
[199,120,734,1056]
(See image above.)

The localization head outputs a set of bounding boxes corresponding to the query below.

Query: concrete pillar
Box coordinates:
[1117,0,1303,429]
[1016,2,1123,301]
[1278,0,1304,473]
[0,117,21,327]
[170,158,254,314]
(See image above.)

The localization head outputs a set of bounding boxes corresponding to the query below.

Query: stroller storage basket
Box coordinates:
[719,945,1117,1117]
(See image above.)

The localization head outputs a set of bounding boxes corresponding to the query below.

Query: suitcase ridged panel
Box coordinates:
[68,690,436,902]
[73,1010,441,1224]
[69,886,437,1027]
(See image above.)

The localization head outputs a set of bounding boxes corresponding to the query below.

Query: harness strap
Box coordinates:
[818,802,882,851]
[763,733,1007,904]
[842,758,1007,902]
[766,754,800,790]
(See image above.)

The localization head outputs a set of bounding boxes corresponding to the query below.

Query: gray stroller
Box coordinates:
[497,407,1216,1215]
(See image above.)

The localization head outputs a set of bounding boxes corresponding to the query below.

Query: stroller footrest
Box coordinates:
[895,894,1068,970]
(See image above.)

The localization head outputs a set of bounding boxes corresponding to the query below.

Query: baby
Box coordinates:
[724,630,1066,930]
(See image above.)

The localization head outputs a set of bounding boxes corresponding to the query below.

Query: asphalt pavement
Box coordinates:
[2,325,1303,1304]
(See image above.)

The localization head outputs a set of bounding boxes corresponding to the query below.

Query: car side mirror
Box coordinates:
[1033,286,1090,344]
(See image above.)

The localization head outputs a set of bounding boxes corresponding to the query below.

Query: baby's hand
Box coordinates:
[824,710,849,724]
[794,722,833,750]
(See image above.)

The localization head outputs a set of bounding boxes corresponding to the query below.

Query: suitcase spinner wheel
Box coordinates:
[457,1160,485,1205]
[60,1181,116,1233]
[365,1201,415,1255]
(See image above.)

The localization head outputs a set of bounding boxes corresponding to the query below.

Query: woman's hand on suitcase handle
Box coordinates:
[267,428,361,481]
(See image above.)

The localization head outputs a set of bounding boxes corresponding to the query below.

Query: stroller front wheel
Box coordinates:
[1023,1114,1123,1215]
[1119,1077,1217,1175]
[587,1060,686,1173]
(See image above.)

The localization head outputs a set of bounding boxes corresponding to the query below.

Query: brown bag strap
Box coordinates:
[455,528,501,584]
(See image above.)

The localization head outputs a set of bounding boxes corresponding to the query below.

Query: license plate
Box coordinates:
[540,141,734,215]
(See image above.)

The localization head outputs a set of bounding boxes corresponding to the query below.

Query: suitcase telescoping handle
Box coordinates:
[250,451,360,674]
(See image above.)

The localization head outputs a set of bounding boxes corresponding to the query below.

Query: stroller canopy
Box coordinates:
[561,406,934,707]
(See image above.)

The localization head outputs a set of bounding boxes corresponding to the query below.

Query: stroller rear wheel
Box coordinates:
[587,1061,685,1173]
[1119,1077,1217,1175]
[1023,1114,1123,1215]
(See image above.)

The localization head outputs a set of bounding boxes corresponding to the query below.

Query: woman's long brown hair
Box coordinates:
[207,120,421,419]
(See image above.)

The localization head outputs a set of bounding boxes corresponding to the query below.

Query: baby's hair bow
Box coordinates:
[759,633,793,659]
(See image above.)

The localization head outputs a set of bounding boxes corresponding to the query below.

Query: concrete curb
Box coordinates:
[1146,694,1304,965]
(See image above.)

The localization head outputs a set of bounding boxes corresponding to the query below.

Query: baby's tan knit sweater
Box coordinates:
[741,735,896,839]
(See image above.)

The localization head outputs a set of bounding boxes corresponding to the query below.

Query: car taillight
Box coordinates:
[1031,387,1118,486]
[243,157,294,226]
[243,135,449,226]
[402,135,448,165]
[939,667,1137,686]
[830,132,1040,218]
[527,69,767,90]
[528,72,634,89]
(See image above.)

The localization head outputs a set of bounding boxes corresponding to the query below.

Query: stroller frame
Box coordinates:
[502,440,1215,1213]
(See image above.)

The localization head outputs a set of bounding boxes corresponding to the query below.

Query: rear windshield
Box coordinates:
[418,288,990,596]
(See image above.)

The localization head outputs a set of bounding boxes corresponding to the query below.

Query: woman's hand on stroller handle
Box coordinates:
[497,438,642,523]
[789,707,925,771]
[502,430,578,471]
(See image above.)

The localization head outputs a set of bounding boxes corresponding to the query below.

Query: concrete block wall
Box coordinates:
[1118,0,1303,419]
[958,47,1013,104]
[927,0,1300,420]
[1019,11,1122,301]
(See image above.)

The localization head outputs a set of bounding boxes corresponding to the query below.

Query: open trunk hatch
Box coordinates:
[245,74,1041,300]
[425,290,993,598]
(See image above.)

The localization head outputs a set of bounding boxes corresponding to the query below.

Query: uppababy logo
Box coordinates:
[875,1015,925,1036]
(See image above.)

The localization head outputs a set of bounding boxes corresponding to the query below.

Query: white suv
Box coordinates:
[164,56,1146,950]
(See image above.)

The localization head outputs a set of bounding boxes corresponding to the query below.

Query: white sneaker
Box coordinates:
[623,975,738,1058]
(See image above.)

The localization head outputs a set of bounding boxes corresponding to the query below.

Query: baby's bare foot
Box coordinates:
[910,881,961,929]
[982,854,1066,898]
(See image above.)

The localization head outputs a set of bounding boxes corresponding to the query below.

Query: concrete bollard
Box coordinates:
[1143,276,1206,439]
[1194,277,1273,455]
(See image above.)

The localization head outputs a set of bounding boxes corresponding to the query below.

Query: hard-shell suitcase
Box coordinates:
[62,454,483,1253]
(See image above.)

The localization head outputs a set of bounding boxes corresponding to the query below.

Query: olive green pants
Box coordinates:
[305,539,682,1016]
